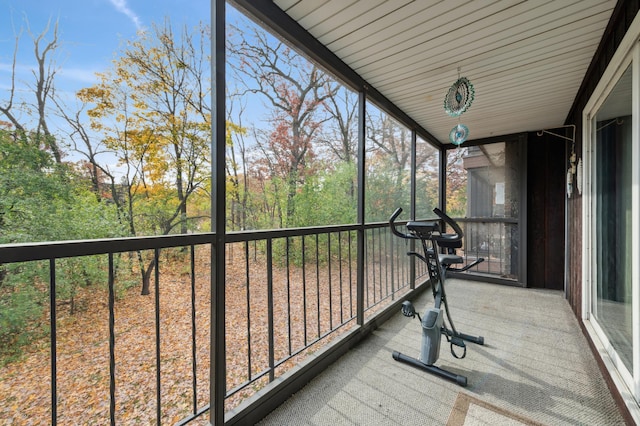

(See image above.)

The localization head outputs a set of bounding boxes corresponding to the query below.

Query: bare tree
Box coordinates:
[227,23,337,224]
[226,95,250,231]
[319,86,358,164]
[0,18,64,162]
[0,33,26,133]
[53,99,115,198]
[30,20,62,163]
[366,111,412,188]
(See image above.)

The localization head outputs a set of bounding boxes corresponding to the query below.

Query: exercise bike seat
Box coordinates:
[437,236,462,249]
[439,254,464,266]
[406,221,439,239]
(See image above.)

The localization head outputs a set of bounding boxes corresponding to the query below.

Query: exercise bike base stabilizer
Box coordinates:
[389,207,485,387]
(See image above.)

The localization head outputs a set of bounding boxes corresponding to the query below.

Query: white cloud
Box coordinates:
[108,0,143,31]
[58,67,100,84]
[0,61,98,87]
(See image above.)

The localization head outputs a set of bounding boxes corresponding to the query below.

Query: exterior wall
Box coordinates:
[565,0,640,316]
[527,131,565,290]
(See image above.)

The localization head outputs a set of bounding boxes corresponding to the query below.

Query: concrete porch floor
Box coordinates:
[258,279,626,425]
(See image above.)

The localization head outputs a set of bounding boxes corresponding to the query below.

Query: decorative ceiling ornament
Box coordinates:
[449,123,469,146]
[444,76,475,117]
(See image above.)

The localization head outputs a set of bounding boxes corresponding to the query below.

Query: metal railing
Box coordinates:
[0,220,426,425]
[453,217,520,283]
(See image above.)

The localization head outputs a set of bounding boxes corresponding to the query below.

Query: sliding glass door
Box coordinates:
[592,64,633,374]
[584,31,639,418]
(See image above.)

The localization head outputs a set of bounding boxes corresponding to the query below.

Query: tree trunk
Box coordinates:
[138,253,157,296]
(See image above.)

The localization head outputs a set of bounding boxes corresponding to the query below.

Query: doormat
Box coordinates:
[447,392,545,426]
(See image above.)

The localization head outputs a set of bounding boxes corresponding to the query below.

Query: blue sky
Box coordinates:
[0,0,214,169]
[0,0,211,98]
[0,0,276,167]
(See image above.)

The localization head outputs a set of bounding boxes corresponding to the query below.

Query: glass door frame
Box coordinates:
[582,15,640,417]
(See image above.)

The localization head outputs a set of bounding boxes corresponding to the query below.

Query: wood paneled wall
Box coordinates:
[527,131,566,290]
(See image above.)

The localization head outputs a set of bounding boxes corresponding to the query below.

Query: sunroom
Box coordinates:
[1,0,639,424]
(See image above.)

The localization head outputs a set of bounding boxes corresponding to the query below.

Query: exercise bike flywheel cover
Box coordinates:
[444,77,474,117]
[449,123,469,146]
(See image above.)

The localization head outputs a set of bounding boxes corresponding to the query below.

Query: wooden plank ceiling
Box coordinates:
[272,0,617,144]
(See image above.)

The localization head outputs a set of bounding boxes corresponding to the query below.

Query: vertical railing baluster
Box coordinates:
[190,245,198,415]
[394,228,398,288]
[487,224,492,274]
[286,237,292,356]
[374,229,377,302]
[470,222,475,267]
[328,233,333,331]
[382,227,386,298]
[364,230,376,310]
[397,231,403,287]
[495,223,499,273]
[50,259,57,425]
[400,231,405,285]
[244,242,252,380]
[338,231,344,323]
[483,224,488,274]
[370,230,374,305]
[365,230,370,308]
[375,228,380,303]
[348,231,353,318]
[376,228,380,302]
[491,223,495,274]
[389,228,395,298]
[377,227,382,300]
[401,237,405,283]
[500,223,504,274]
[383,227,389,298]
[482,224,491,274]
[485,223,489,273]
[302,236,307,346]
[154,249,161,424]
[267,239,275,382]
[479,223,482,269]
[315,234,320,338]
[407,233,410,284]
[108,254,116,426]
[476,223,481,270]
[404,230,409,287]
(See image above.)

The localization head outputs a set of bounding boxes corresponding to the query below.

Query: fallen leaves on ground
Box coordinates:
[0,244,392,425]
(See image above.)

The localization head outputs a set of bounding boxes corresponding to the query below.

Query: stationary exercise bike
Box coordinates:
[389,207,485,387]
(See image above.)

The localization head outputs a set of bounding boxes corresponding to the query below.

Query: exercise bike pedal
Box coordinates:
[450,336,466,348]
[401,300,417,318]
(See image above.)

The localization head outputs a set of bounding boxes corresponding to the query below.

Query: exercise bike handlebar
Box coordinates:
[389,208,416,239]
[388,207,464,244]
[432,208,464,245]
